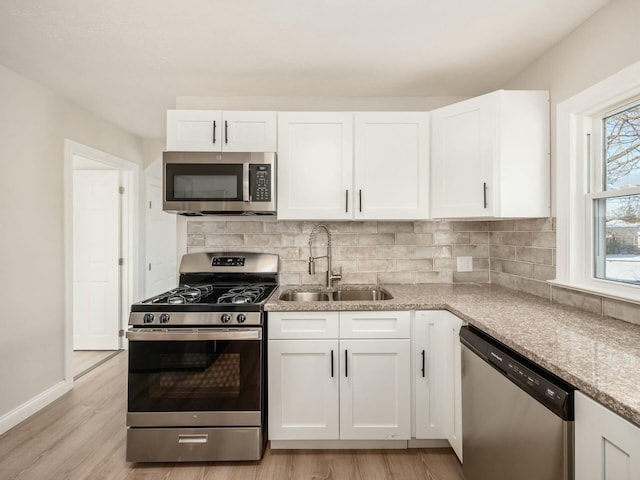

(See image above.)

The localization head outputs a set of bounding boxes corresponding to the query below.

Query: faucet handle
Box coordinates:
[308,257,315,275]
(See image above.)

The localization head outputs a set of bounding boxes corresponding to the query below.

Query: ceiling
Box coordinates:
[0,0,611,139]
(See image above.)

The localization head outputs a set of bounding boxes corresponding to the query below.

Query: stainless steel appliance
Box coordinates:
[460,325,574,480]
[163,151,276,215]
[126,252,278,462]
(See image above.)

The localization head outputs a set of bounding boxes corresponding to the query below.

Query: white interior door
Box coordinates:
[73,170,120,350]
[145,178,177,298]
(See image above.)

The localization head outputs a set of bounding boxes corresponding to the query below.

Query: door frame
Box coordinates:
[63,139,140,388]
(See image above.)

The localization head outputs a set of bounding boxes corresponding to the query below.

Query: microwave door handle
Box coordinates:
[243,163,250,202]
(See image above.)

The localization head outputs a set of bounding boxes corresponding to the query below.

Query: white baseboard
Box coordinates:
[0,379,72,435]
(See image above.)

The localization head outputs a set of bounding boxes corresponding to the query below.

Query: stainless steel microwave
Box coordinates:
[163,151,276,215]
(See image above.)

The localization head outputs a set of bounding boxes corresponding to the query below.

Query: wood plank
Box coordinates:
[0,351,464,480]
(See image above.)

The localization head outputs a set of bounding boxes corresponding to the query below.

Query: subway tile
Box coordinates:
[226,221,264,233]
[433,232,470,245]
[452,244,489,257]
[331,233,359,246]
[332,259,358,273]
[204,234,244,247]
[490,258,532,278]
[263,221,315,233]
[470,232,489,244]
[415,246,452,259]
[279,272,301,286]
[356,259,396,272]
[532,264,556,281]
[357,233,396,246]
[244,234,283,247]
[378,221,414,233]
[340,272,378,285]
[187,221,226,234]
[489,231,533,246]
[531,231,556,248]
[433,258,457,271]
[515,246,553,265]
[416,271,453,283]
[487,220,515,231]
[377,272,416,284]
[551,286,602,315]
[377,245,416,258]
[326,221,377,234]
[414,221,452,232]
[280,259,310,273]
[396,259,434,272]
[452,221,489,232]
[396,233,434,245]
[453,271,490,283]
[603,298,640,326]
[473,257,490,270]
[334,246,377,259]
[514,218,553,232]
[270,247,302,260]
[188,234,205,247]
[186,246,209,254]
[281,234,312,247]
[489,245,516,260]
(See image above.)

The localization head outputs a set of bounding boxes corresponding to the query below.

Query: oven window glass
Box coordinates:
[174,175,237,200]
[128,339,261,412]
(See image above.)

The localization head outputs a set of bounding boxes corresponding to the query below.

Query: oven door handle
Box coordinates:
[126,328,262,341]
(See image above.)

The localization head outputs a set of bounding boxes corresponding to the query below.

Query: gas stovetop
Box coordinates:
[129,252,278,327]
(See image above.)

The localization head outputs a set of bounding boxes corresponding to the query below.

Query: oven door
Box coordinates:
[126,328,263,428]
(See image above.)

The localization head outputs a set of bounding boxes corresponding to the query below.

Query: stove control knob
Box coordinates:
[159,314,170,324]
[237,314,247,324]
[143,314,154,324]
[221,313,231,324]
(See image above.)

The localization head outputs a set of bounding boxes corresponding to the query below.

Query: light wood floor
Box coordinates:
[0,352,464,480]
[73,350,120,379]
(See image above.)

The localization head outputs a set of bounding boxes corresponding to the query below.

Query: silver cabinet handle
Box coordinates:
[359,189,362,212]
[345,190,349,212]
[225,120,229,144]
[178,434,208,444]
[212,121,217,144]
[483,182,488,209]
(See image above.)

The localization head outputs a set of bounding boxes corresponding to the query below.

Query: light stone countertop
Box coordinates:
[265,283,640,427]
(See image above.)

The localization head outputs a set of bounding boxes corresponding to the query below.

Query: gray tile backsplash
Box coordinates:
[184,216,640,326]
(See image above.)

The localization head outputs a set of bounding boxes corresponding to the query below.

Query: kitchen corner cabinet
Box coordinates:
[166,110,276,152]
[413,311,463,461]
[277,112,430,220]
[575,391,640,479]
[268,311,411,441]
[430,90,550,218]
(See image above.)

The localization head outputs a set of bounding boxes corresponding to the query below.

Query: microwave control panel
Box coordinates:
[250,164,272,202]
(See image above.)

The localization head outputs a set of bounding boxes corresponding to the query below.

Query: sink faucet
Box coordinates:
[308,224,342,288]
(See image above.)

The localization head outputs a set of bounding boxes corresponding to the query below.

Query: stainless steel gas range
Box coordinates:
[126,252,278,463]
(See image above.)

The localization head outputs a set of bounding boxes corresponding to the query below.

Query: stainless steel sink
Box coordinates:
[331,288,393,301]
[278,291,331,302]
[278,287,393,302]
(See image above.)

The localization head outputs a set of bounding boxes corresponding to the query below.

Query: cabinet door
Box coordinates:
[268,311,339,340]
[430,94,495,217]
[354,112,430,219]
[221,111,276,152]
[340,310,410,339]
[339,339,411,440]
[446,314,464,462]
[575,391,640,480]
[277,112,354,220]
[413,311,447,439]
[166,110,222,151]
[268,339,339,440]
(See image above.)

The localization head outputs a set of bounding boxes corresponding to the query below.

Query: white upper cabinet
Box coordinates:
[166,110,276,152]
[354,112,429,219]
[430,90,550,218]
[277,112,354,220]
[278,111,430,220]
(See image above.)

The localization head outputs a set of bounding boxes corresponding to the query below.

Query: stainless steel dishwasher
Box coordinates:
[460,326,574,480]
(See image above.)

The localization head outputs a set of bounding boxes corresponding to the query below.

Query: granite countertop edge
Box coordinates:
[265,283,640,428]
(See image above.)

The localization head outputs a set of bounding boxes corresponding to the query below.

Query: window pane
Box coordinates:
[594,195,640,284]
[604,103,640,190]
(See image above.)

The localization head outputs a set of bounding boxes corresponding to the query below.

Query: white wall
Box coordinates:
[0,63,143,425]
[504,0,640,214]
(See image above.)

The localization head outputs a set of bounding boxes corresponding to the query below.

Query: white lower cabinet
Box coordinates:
[268,311,411,441]
[413,311,464,461]
[575,391,640,480]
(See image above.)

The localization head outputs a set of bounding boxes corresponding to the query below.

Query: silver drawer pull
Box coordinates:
[178,434,209,444]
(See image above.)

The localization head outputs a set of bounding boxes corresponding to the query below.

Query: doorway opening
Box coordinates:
[64,140,139,384]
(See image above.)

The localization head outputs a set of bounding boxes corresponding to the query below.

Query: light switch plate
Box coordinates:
[457,256,473,272]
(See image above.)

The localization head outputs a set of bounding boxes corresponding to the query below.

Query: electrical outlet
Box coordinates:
[456,256,473,272]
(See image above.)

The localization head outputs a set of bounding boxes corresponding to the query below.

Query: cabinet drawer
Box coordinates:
[268,312,339,339]
[339,311,410,338]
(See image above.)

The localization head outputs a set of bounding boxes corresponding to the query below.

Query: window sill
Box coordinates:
[548,279,640,306]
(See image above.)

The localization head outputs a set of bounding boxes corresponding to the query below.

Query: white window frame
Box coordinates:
[554,59,640,303]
